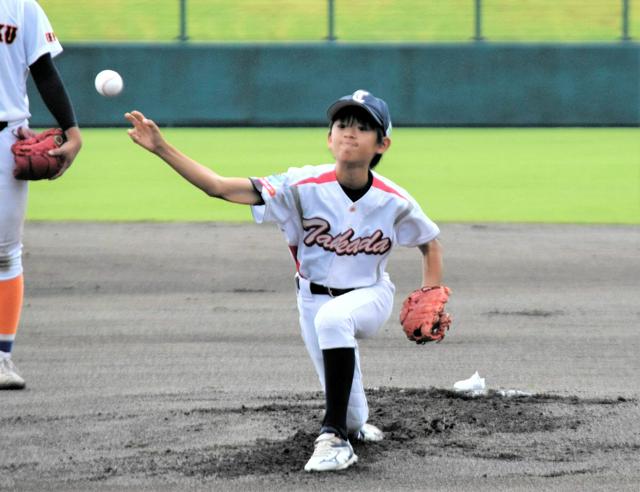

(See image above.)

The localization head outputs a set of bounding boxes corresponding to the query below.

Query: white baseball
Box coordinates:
[95,69,123,97]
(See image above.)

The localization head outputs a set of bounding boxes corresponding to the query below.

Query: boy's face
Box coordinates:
[328,111,390,166]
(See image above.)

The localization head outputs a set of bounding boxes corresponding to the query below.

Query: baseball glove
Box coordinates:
[399,286,452,344]
[11,128,65,180]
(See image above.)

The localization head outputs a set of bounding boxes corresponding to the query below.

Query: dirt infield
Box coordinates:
[1,222,639,491]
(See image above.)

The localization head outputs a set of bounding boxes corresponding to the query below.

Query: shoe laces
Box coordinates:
[313,434,347,458]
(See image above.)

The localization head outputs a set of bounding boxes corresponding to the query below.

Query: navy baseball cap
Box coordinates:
[327,90,392,136]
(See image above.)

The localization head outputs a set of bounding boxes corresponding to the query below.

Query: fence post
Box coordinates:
[621,0,631,40]
[473,0,485,41]
[327,0,337,41]
[178,0,189,41]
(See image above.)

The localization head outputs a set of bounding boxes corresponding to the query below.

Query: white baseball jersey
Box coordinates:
[252,164,440,289]
[0,0,62,122]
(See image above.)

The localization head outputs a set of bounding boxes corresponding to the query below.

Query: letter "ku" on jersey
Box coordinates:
[0,24,18,44]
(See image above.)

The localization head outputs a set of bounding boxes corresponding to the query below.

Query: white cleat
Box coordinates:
[304,433,357,472]
[0,356,26,390]
[353,423,384,442]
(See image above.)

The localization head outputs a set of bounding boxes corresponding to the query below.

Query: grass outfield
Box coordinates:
[38,0,638,42]
[26,128,639,224]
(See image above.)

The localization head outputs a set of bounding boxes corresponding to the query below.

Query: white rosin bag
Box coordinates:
[453,371,486,394]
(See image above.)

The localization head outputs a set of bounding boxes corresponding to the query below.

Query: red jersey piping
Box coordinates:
[371,177,407,200]
[294,170,338,186]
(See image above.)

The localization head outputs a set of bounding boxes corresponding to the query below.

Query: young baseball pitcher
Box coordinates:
[125,89,450,472]
[0,0,82,389]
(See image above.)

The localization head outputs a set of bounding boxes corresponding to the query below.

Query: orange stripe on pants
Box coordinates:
[0,274,24,335]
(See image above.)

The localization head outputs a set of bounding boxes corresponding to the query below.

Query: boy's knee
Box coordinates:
[314,307,355,349]
[0,249,22,280]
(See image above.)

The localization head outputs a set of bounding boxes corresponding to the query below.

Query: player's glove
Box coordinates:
[399,286,452,344]
[11,127,65,180]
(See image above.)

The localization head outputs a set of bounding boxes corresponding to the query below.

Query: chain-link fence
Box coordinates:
[39,0,637,42]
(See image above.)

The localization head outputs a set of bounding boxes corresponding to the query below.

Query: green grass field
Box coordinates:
[26,128,639,224]
[39,0,639,42]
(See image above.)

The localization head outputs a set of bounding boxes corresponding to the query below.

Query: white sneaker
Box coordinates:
[0,356,26,390]
[304,433,357,472]
[352,423,384,442]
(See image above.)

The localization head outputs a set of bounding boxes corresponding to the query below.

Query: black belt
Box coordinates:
[0,122,7,131]
[296,276,355,297]
[310,282,355,297]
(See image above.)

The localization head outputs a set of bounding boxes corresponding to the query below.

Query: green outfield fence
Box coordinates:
[39,0,637,43]
[27,43,640,127]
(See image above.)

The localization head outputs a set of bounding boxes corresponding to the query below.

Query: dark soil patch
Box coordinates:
[78,387,631,480]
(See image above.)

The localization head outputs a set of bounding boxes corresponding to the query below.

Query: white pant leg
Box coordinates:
[0,123,27,280]
[296,275,395,433]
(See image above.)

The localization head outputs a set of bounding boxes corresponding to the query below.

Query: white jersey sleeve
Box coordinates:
[250,165,324,245]
[0,0,62,122]
[23,0,62,65]
[394,195,440,247]
[251,170,296,226]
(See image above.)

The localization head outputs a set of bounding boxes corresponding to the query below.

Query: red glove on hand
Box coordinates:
[399,286,452,344]
[11,128,65,180]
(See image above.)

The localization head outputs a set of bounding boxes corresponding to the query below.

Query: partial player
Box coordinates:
[125,89,450,471]
[0,0,82,389]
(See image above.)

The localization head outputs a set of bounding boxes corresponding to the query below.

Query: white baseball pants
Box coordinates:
[0,121,27,280]
[296,273,395,433]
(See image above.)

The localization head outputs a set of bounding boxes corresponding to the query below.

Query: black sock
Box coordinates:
[320,347,355,441]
